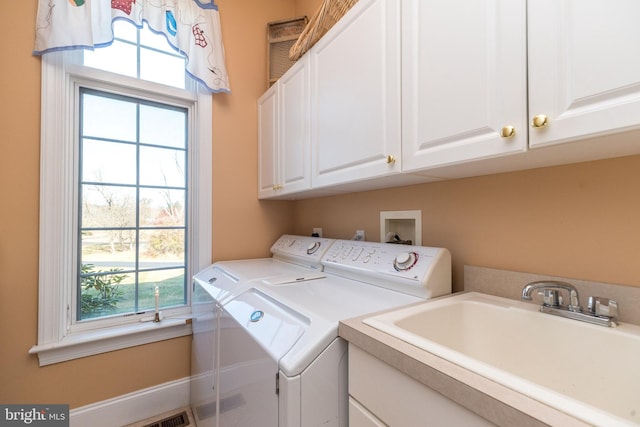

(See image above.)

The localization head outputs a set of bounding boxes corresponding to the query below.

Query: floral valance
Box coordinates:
[34,0,230,93]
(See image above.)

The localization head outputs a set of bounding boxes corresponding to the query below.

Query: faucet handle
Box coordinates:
[538,289,561,307]
[587,296,619,319]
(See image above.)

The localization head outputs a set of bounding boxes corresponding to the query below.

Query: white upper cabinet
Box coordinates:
[258,0,640,199]
[258,56,311,199]
[258,84,278,199]
[279,56,311,193]
[401,0,528,172]
[528,0,640,148]
[309,0,402,188]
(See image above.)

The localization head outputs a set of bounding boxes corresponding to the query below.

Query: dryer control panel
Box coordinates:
[270,235,335,270]
[322,240,451,299]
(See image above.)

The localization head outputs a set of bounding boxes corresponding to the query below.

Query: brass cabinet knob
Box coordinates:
[531,114,549,128]
[500,125,516,138]
[386,155,396,164]
[273,184,283,190]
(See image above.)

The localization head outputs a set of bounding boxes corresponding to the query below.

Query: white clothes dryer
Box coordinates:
[191,235,335,425]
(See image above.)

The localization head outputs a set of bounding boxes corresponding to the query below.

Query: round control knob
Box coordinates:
[394,252,418,271]
[307,241,321,255]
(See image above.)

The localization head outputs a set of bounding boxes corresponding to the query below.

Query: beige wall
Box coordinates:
[293,155,640,292]
[295,0,323,18]
[211,0,296,261]
[0,0,295,409]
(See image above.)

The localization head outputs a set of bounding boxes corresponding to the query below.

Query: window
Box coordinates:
[31,21,212,365]
[78,89,188,321]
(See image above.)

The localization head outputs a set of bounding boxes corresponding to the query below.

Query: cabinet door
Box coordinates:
[401,0,528,172]
[528,0,640,148]
[310,0,401,188]
[279,56,311,194]
[258,85,279,199]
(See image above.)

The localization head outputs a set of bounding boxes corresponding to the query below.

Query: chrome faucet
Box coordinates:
[521,280,582,312]
[521,280,618,327]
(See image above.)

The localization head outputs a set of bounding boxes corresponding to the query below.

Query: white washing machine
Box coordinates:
[191,236,451,427]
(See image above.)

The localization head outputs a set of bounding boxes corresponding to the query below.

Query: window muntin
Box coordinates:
[83,20,187,89]
[78,88,188,321]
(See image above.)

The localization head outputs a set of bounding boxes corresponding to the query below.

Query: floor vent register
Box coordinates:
[126,407,194,427]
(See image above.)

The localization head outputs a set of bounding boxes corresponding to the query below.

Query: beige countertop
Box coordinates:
[338,293,591,427]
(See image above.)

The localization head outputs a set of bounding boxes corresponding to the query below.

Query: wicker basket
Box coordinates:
[289,0,359,61]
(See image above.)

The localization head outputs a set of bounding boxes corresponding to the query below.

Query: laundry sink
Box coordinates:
[363,292,640,426]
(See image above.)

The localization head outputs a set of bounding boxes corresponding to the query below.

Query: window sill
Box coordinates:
[29,316,192,366]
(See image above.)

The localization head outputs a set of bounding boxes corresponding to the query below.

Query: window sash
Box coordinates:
[76,88,189,322]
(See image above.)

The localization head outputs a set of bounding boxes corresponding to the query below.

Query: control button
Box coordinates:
[340,247,353,259]
[394,252,418,271]
[352,248,364,261]
[363,256,371,263]
[328,245,341,258]
[307,241,321,255]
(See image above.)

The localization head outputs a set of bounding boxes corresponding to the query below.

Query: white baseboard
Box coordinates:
[70,377,190,427]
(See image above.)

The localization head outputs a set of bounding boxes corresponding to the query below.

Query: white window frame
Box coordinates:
[30,50,212,366]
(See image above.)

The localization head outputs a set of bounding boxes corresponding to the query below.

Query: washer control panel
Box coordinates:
[322,240,451,298]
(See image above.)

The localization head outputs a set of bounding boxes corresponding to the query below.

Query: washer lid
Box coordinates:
[224,288,308,361]
[256,275,423,377]
[260,272,325,286]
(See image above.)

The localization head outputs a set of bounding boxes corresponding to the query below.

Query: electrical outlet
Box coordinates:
[354,230,365,241]
[312,227,323,237]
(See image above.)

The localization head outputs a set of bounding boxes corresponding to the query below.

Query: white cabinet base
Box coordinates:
[348,344,495,427]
